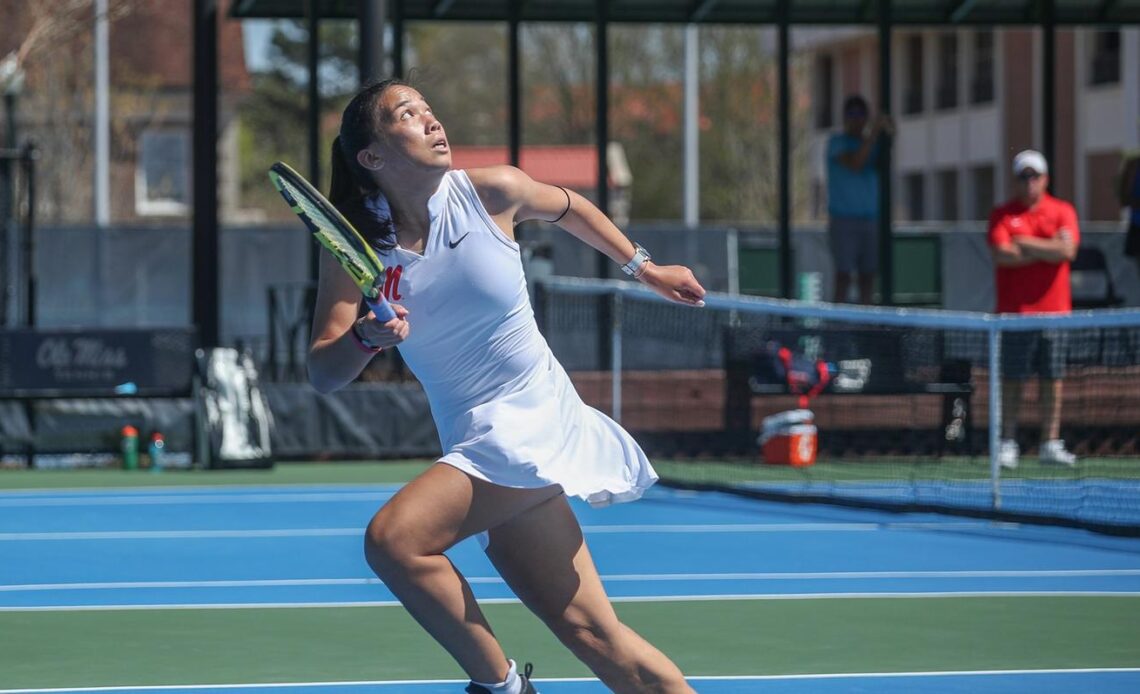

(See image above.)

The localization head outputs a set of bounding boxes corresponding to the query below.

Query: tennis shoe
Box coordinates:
[465,662,537,694]
[1039,439,1077,466]
[998,439,1020,470]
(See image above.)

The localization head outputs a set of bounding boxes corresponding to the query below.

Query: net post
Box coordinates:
[193,349,211,470]
[726,227,740,327]
[987,324,1002,510]
[611,290,622,423]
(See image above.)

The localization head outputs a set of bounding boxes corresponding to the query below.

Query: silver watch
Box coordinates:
[621,243,651,277]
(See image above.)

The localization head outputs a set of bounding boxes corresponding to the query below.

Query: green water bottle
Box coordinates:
[120,425,139,470]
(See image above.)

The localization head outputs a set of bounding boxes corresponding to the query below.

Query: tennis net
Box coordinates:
[536,276,1140,534]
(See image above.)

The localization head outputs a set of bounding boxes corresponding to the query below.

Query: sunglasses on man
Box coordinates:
[1017,171,1043,181]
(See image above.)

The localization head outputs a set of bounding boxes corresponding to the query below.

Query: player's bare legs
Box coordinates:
[487,494,695,694]
[363,463,561,684]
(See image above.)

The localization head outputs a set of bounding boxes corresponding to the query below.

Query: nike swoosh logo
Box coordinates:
[448,232,470,249]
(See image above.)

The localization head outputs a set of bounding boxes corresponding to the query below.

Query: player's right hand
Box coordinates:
[358,304,410,349]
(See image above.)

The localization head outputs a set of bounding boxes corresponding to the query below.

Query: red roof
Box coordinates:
[449,145,604,189]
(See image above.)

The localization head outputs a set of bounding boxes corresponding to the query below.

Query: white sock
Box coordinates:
[472,659,523,694]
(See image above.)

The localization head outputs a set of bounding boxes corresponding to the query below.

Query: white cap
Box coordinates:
[1012,149,1048,176]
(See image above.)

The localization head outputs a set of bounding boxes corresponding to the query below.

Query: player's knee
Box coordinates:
[362,511,418,575]
[547,613,617,662]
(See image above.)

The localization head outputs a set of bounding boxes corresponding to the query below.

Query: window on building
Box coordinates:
[903,35,925,115]
[937,169,959,221]
[970,164,995,220]
[904,172,926,221]
[136,129,190,216]
[970,30,994,105]
[815,54,834,130]
[1090,30,1120,86]
[936,33,959,110]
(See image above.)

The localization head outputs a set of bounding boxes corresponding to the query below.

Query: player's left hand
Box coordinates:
[639,263,707,307]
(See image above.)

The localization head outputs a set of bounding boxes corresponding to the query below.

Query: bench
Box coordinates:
[723,323,976,458]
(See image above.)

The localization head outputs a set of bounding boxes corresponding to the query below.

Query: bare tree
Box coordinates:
[2,0,142,223]
[698,26,814,225]
[521,24,597,145]
[7,0,136,66]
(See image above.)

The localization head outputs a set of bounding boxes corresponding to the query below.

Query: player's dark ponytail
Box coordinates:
[331,78,409,251]
[328,136,361,209]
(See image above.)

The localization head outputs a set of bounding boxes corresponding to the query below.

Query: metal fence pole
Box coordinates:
[267,287,279,381]
[611,291,622,423]
[21,142,35,326]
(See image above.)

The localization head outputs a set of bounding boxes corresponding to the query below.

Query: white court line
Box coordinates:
[0,529,364,541]
[0,523,934,541]
[3,591,1139,612]
[583,523,882,532]
[0,483,407,496]
[2,668,1140,693]
[0,492,397,508]
[4,569,1140,592]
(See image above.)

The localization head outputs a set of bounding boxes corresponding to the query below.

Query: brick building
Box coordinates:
[0,0,250,223]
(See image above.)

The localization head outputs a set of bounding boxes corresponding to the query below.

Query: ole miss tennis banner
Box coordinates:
[0,328,197,397]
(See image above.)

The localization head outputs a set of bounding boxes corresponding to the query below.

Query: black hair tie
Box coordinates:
[548,186,571,224]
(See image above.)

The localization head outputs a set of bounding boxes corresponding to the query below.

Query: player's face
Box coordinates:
[375,86,451,171]
[1015,169,1048,202]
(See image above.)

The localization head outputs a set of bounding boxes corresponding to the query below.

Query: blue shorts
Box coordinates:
[828,217,878,274]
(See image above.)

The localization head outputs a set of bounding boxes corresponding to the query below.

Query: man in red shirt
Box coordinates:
[987,149,1079,469]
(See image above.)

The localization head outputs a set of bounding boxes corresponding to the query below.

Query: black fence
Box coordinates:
[1,143,36,330]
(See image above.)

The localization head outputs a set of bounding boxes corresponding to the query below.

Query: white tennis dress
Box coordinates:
[368,170,657,507]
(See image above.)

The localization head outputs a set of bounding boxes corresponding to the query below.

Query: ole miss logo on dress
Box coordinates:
[382,265,404,301]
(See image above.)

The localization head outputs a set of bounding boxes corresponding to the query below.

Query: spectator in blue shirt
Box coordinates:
[826,95,894,304]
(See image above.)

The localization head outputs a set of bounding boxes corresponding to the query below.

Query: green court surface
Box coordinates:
[3,455,1134,491]
[653,457,1140,483]
[3,599,1139,689]
[0,461,435,489]
[2,462,1139,692]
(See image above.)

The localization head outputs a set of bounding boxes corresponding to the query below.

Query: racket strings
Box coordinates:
[315,231,375,285]
[271,166,386,301]
[281,180,374,262]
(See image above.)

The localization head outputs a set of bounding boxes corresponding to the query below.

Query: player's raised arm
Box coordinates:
[467,165,706,307]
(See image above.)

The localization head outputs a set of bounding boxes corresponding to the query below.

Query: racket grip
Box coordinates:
[365,294,398,323]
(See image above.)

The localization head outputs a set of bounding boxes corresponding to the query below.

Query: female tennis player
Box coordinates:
[308,79,704,694]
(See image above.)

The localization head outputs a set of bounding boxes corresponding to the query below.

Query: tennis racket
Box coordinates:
[267,161,397,322]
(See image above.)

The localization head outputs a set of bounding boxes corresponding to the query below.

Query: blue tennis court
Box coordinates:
[2,480,1139,692]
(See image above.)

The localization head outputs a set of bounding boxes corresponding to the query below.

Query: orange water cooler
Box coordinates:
[758,409,818,467]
